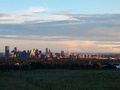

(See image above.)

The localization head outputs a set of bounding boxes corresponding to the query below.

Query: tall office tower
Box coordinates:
[46,48,49,55]
[30,49,35,57]
[13,47,17,56]
[5,46,10,57]
[35,49,39,57]
[61,50,65,57]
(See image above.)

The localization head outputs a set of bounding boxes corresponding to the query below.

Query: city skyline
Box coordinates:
[1,0,120,53]
[1,46,120,61]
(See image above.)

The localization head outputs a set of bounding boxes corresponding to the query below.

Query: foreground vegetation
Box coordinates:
[0,69,120,90]
[0,57,117,71]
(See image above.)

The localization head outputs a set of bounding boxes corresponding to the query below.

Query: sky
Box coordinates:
[0,0,120,53]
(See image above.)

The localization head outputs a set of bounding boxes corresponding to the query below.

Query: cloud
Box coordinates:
[19,7,47,16]
[0,7,47,24]
[1,10,120,53]
[0,35,18,38]
[0,13,11,17]
[0,7,77,24]
[1,8,120,27]
[0,35,71,41]
[1,38,120,53]
[0,22,120,42]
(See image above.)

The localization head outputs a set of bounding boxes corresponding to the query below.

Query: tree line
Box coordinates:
[0,57,116,71]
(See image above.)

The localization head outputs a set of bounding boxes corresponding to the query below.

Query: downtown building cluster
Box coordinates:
[0,46,120,70]
[1,46,120,60]
[0,46,107,60]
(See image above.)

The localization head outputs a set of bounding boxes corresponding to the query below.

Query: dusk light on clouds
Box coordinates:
[0,0,120,53]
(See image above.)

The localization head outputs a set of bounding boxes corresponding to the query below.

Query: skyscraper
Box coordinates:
[30,49,35,57]
[5,46,10,57]
[46,48,49,55]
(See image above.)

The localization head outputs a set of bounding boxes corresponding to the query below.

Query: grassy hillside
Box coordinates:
[0,69,120,90]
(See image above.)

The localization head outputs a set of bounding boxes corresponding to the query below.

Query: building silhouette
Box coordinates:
[5,46,10,57]
[14,47,17,52]
[46,48,49,55]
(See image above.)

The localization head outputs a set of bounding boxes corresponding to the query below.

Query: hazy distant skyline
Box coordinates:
[1,0,120,53]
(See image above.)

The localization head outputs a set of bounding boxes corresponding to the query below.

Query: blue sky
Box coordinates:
[0,0,120,53]
[1,0,120,14]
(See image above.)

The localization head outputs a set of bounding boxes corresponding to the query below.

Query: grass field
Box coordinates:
[0,69,120,90]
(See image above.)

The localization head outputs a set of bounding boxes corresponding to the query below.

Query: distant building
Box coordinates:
[35,49,39,57]
[14,47,17,52]
[46,48,49,55]
[5,46,10,57]
[0,53,4,57]
[61,50,64,57]
[22,50,28,58]
[9,52,16,57]
[30,49,35,57]
[11,47,18,57]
